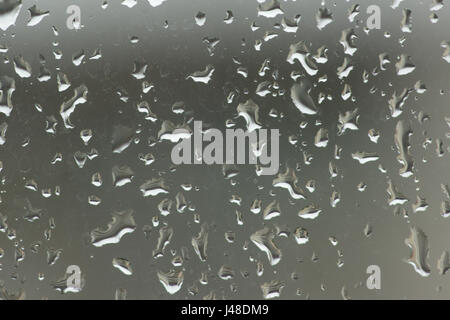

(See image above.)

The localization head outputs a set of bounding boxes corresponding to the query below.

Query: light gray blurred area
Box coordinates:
[0,0,449,300]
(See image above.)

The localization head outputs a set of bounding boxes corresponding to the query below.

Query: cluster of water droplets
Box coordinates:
[0,0,448,300]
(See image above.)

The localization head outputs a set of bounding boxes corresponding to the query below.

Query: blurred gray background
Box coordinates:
[0,0,449,299]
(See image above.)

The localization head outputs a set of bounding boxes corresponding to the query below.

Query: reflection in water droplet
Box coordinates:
[251,227,281,266]
[157,269,183,295]
[405,226,431,277]
[91,210,137,247]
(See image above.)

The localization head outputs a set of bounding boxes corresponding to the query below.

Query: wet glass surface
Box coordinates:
[0,0,449,299]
